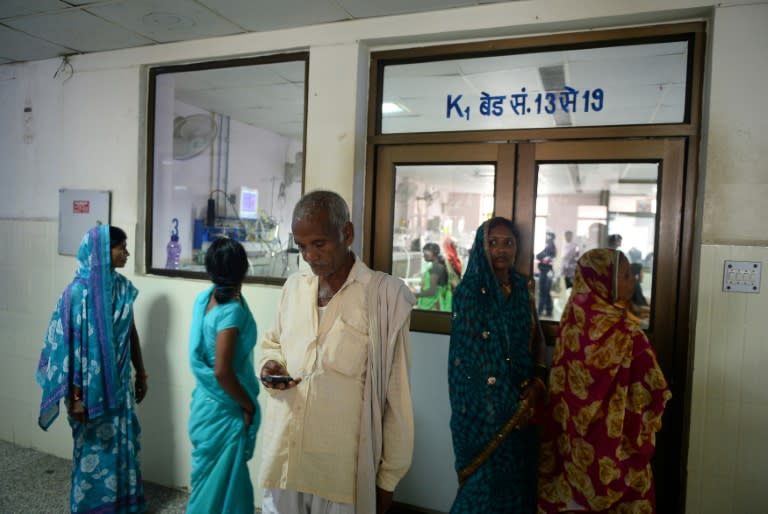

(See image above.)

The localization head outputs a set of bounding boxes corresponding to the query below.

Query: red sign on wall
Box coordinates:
[73,200,90,214]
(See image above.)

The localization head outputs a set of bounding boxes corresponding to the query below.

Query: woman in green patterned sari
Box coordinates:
[415,242,452,311]
[448,217,547,513]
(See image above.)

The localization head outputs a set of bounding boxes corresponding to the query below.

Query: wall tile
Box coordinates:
[733,478,768,514]
[700,400,740,478]
[684,469,701,514]
[0,221,12,263]
[0,266,11,312]
[689,245,768,513]
[741,325,768,405]
[698,475,735,514]
[735,403,768,479]
[3,355,39,407]
[14,399,72,459]
[138,382,192,489]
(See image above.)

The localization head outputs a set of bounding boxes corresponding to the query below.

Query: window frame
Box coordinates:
[364,22,704,513]
[364,22,704,333]
[145,51,309,285]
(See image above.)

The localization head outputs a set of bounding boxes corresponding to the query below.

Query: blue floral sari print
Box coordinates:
[37,225,145,513]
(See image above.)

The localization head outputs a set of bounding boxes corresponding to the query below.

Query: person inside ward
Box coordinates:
[414,241,452,311]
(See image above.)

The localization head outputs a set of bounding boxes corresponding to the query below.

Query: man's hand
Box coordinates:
[376,487,393,514]
[260,360,302,390]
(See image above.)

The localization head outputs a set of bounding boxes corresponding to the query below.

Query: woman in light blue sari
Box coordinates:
[36,225,148,513]
[187,237,260,514]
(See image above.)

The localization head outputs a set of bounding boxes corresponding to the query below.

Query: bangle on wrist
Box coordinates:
[531,376,547,390]
[521,377,547,391]
[534,363,549,384]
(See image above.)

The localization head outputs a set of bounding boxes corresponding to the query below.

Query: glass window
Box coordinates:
[147,54,307,280]
[533,162,658,327]
[381,40,688,133]
[391,165,495,312]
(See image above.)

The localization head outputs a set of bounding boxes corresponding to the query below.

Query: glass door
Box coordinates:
[515,138,687,509]
[370,138,690,511]
[370,143,516,333]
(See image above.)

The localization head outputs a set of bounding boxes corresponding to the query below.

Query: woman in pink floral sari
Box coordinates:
[537,248,671,513]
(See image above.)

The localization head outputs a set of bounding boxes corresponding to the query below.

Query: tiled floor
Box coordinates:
[0,440,434,514]
[0,440,188,514]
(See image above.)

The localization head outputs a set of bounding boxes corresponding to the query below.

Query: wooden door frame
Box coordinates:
[364,21,705,514]
[514,137,689,510]
[371,143,516,333]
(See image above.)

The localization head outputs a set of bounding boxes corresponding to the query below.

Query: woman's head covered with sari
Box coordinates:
[538,248,672,513]
[36,225,138,429]
[448,218,539,512]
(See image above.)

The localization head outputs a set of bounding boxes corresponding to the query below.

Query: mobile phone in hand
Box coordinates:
[262,374,293,384]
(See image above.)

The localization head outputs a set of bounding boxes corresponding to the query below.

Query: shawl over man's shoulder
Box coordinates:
[355,269,415,512]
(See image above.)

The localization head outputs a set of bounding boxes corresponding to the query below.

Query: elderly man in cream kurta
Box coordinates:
[259,190,415,514]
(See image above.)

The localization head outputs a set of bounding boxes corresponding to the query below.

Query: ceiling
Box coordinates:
[3,0,686,193]
[0,0,514,65]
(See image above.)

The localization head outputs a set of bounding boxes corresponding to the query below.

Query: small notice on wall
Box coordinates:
[72,200,90,214]
[58,189,111,256]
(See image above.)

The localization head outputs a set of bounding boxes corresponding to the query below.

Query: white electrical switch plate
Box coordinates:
[722,260,761,293]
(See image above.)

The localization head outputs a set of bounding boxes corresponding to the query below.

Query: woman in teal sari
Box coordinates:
[187,237,260,514]
[448,217,547,513]
[37,225,148,513]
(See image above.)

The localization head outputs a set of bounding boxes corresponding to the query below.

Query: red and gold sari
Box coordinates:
[538,249,671,513]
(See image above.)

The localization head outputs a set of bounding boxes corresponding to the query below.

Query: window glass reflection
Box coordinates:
[149,57,306,279]
[381,41,688,133]
[392,165,495,311]
[533,163,658,328]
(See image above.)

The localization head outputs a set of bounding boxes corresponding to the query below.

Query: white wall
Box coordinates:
[686,4,768,513]
[687,245,768,514]
[1,1,768,512]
